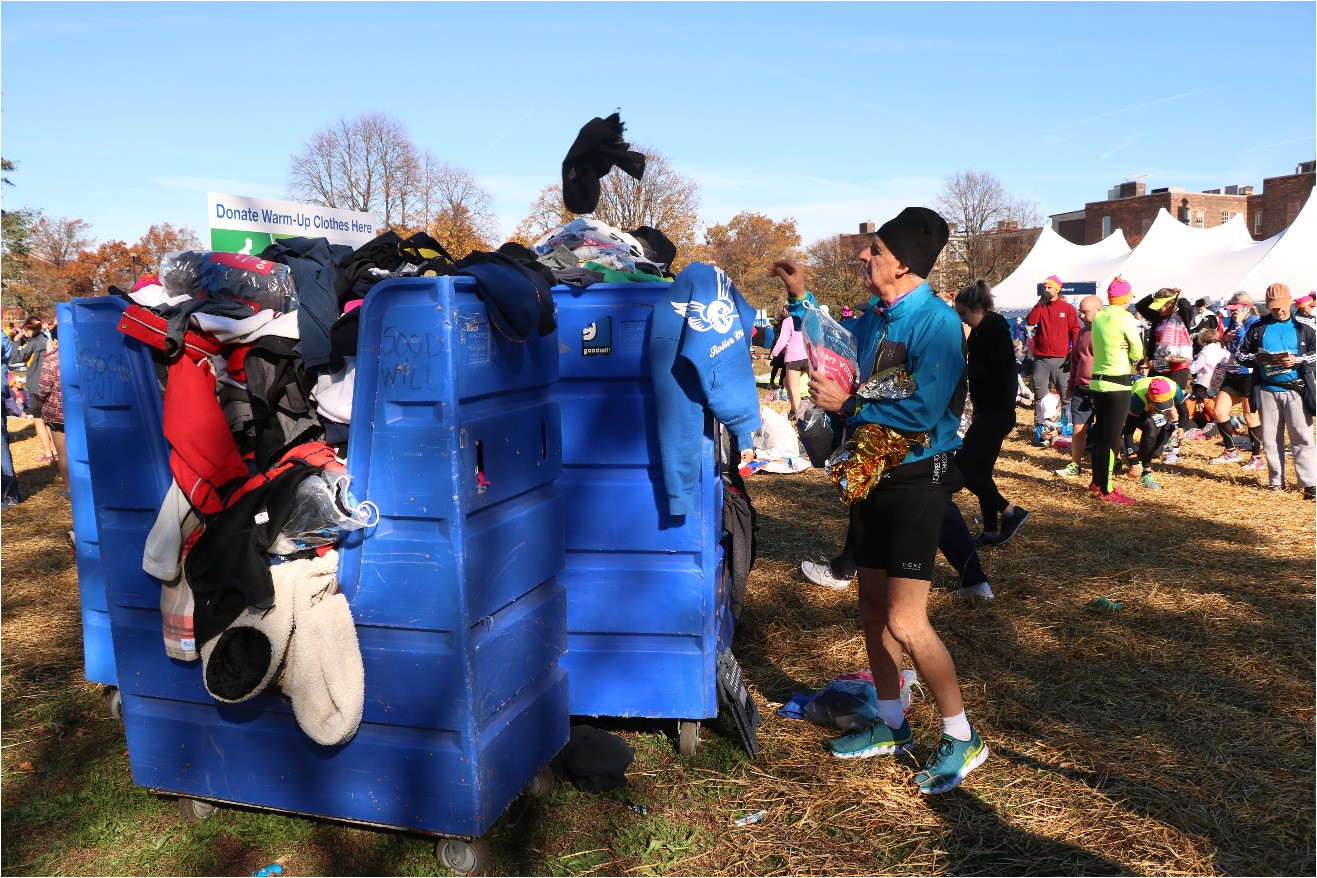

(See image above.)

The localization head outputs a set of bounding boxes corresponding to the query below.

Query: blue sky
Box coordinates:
[2,1,1313,250]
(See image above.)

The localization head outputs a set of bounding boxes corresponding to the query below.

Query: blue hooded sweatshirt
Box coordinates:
[650,262,761,515]
[850,283,966,464]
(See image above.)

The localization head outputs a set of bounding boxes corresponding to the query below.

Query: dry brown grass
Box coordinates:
[728,397,1316,876]
[2,401,1314,876]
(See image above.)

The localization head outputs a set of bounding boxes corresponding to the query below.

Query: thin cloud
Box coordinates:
[480,110,535,156]
[1097,132,1144,161]
[1039,87,1222,135]
[1241,135,1316,153]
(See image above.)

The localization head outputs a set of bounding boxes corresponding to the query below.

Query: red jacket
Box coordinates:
[1026,297,1080,359]
[163,358,249,515]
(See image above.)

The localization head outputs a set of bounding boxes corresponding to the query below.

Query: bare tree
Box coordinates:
[30,217,96,268]
[406,152,498,257]
[595,147,702,263]
[510,147,703,270]
[931,170,1039,290]
[805,234,867,311]
[287,112,419,230]
[510,184,575,247]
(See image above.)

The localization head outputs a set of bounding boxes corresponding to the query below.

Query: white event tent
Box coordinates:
[995,201,1316,311]
[991,227,1131,310]
[1095,210,1266,302]
[1230,196,1317,298]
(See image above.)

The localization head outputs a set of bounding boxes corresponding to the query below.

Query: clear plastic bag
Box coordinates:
[268,472,379,556]
[799,305,858,392]
[802,678,878,731]
[159,250,299,313]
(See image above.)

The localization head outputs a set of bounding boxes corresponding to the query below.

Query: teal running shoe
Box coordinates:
[1139,473,1161,490]
[914,730,989,794]
[828,718,912,759]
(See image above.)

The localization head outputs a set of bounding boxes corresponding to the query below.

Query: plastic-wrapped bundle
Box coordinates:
[530,218,664,276]
[857,365,917,403]
[159,250,299,313]
[802,678,877,731]
[799,304,858,392]
[267,472,378,555]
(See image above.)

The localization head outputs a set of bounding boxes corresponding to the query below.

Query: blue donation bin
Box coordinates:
[551,283,732,737]
[68,278,568,861]
[56,300,120,692]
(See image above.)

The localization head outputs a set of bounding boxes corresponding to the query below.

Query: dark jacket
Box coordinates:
[9,334,49,387]
[1238,314,1317,418]
[965,311,1018,413]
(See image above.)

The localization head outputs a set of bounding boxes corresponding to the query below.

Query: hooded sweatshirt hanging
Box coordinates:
[561,113,646,215]
[649,263,761,515]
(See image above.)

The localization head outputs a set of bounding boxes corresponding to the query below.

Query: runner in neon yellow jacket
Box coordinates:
[1087,279,1144,500]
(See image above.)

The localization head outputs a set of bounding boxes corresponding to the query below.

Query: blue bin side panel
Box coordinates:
[552,285,727,720]
[58,301,117,686]
[333,275,568,834]
[83,277,568,838]
[67,298,172,683]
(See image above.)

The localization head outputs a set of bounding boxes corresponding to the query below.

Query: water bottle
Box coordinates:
[899,669,919,711]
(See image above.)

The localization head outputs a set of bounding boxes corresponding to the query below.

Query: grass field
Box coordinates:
[2,402,1314,877]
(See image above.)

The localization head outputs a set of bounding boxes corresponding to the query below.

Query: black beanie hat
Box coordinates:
[876,207,950,279]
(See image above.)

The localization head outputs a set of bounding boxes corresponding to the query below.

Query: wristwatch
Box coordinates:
[841,395,859,417]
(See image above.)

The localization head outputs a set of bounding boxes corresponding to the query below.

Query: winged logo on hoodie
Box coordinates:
[672,270,738,335]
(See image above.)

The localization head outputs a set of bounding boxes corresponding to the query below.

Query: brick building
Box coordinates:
[1050,161,1315,246]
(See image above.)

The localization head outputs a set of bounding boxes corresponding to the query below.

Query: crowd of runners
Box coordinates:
[769,205,1313,798]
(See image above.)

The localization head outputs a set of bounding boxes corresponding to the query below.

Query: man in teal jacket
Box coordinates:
[808,207,987,795]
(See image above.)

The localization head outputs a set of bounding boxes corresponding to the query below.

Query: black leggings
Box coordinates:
[1089,389,1133,494]
[955,407,1015,532]
[1122,414,1171,469]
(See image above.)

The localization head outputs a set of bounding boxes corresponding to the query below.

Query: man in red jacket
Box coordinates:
[1026,275,1081,445]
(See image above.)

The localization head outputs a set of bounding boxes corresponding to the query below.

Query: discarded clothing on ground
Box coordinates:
[552,725,635,792]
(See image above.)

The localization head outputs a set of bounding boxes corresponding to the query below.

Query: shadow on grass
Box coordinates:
[921,788,1136,876]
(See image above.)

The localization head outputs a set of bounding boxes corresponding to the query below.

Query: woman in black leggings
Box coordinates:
[953,281,1030,546]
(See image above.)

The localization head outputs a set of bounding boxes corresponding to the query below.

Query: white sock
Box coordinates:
[877,698,905,729]
[942,711,972,742]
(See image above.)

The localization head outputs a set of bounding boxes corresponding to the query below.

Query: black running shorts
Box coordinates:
[851,486,946,579]
[1219,371,1253,399]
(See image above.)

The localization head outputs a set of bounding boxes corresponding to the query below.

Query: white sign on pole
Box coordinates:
[207,192,377,253]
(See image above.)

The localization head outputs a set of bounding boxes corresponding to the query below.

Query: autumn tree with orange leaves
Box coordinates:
[701,211,805,312]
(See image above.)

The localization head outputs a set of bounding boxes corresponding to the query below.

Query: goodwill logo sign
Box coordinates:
[208,192,377,253]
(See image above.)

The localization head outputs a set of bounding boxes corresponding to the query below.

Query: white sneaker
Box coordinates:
[954,582,995,604]
[801,559,852,589]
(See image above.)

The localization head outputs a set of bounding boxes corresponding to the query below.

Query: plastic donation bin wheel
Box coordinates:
[436,837,491,875]
[523,765,555,799]
[105,688,123,722]
[678,720,700,757]
[176,797,218,823]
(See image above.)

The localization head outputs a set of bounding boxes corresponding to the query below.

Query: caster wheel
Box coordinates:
[177,797,217,823]
[105,688,123,722]
[678,720,700,757]
[436,837,491,875]
[523,765,554,799]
